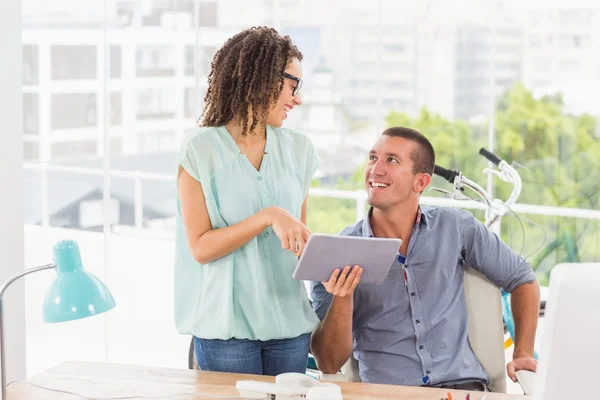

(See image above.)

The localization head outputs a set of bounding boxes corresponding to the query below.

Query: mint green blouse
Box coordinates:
[174,125,320,340]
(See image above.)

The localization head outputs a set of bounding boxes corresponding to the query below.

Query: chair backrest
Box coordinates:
[341,265,507,393]
[340,353,360,382]
[463,266,506,393]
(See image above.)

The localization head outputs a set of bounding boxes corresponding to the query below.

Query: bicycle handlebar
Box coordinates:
[433,149,521,227]
[479,148,502,166]
[433,165,460,184]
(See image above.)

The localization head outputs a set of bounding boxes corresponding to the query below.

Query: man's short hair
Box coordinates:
[382,127,435,175]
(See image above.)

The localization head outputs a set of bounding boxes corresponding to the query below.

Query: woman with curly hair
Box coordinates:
[174,27,319,375]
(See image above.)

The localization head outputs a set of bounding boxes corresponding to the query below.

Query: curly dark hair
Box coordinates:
[200,26,303,136]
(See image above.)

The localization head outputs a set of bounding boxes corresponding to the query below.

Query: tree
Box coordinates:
[493,83,600,284]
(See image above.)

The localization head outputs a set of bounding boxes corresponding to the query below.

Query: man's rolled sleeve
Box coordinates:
[459,210,537,293]
[501,258,537,293]
[309,281,334,321]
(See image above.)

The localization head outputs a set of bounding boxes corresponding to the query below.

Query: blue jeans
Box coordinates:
[193,333,311,376]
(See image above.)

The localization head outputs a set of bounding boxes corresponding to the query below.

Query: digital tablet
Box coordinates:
[292,233,402,285]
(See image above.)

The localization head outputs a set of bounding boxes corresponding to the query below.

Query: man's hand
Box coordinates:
[506,356,537,382]
[323,265,362,297]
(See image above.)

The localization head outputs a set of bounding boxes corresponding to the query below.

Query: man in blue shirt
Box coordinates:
[309,127,539,391]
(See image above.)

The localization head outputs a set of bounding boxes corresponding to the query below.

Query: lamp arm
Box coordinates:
[0,264,55,299]
[1,263,55,400]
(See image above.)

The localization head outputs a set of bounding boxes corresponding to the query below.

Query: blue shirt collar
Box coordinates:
[362,208,375,238]
[362,206,428,238]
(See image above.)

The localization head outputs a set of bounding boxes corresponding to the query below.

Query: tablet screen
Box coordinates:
[292,234,401,285]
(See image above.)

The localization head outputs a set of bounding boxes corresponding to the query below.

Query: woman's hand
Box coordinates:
[264,206,311,257]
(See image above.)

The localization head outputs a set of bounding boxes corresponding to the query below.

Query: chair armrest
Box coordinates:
[318,372,347,382]
[515,370,536,395]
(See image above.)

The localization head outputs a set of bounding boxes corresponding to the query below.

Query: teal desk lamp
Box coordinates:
[0,240,115,400]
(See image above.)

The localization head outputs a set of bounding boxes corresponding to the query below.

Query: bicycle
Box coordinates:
[431,148,543,356]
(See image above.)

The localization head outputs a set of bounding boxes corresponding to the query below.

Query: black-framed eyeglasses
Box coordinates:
[282,72,303,97]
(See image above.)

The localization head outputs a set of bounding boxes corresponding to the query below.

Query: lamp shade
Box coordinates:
[43,240,115,323]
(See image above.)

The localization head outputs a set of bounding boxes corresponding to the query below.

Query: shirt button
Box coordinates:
[264,232,270,238]
[410,291,416,296]
[419,345,424,350]
[416,319,420,324]
[257,176,263,180]
[426,370,431,374]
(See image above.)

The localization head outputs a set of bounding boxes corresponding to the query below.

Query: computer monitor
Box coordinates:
[534,263,600,400]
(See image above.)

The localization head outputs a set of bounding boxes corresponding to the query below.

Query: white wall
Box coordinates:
[0,0,26,394]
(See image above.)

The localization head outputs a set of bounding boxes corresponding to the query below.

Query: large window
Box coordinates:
[22,0,600,381]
